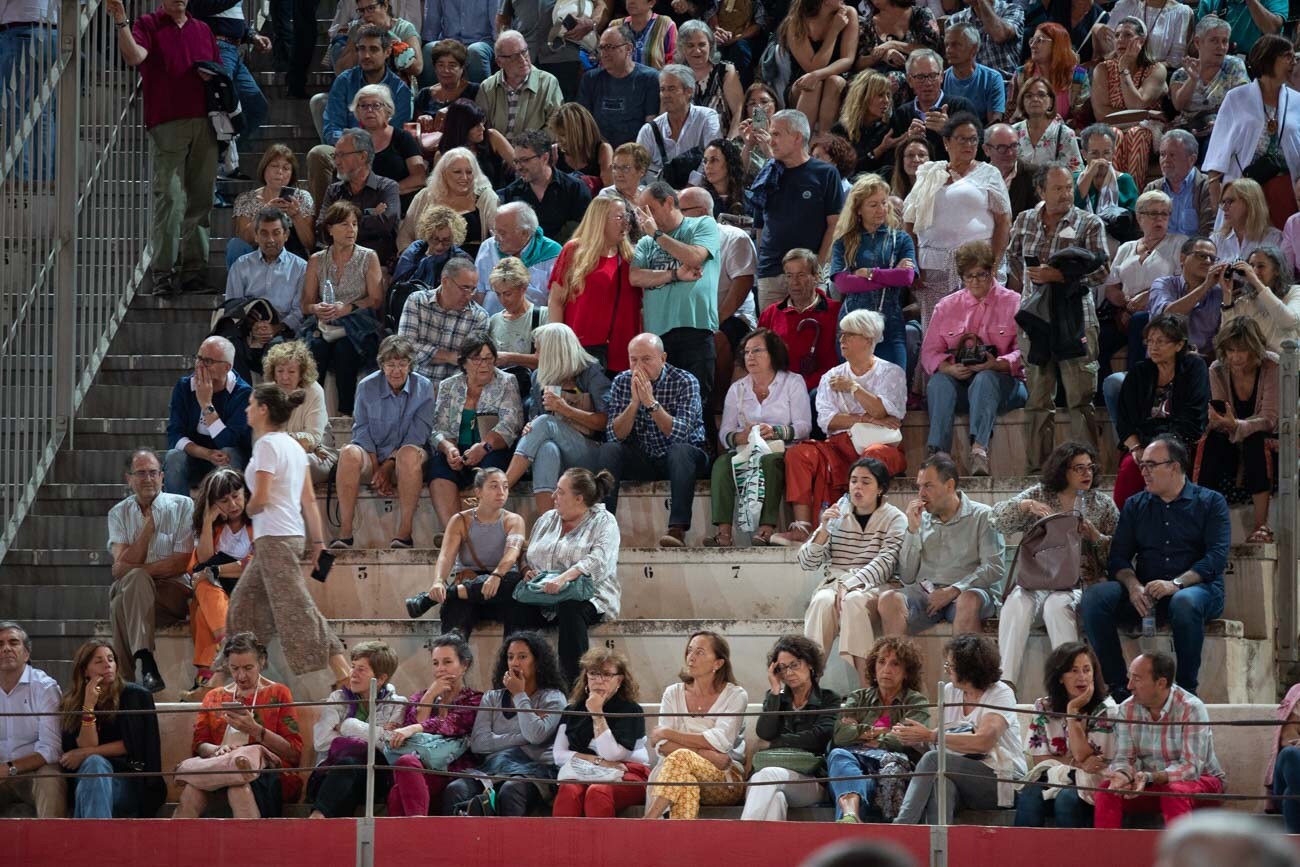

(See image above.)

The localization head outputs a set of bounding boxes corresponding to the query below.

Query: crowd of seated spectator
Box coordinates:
[20,0,1300,832]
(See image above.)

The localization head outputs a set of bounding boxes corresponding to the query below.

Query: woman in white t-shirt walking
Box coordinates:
[222,383,351,686]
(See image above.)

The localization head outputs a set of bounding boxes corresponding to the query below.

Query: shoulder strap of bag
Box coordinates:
[456,508,491,572]
[649,120,670,169]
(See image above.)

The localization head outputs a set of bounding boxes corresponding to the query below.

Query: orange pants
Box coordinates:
[189,579,229,668]
[784,434,907,510]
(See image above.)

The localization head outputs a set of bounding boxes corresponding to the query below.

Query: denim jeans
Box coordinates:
[1013,784,1092,828]
[827,748,880,820]
[598,440,709,528]
[0,24,57,179]
[1273,746,1300,833]
[839,288,907,371]
[225,236,256,270]
[1081,579,1224,698]
[926,369,1028,452]
[514,414,605,492]
[164,446,248,494]
[217,40,267,142]
[74,755,134,818]
[1102,372,1125,444]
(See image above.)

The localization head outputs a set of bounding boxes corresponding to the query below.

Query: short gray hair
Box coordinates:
[906,48,943,75]
[782,247,819,273]
[1157,810,1299,867]
[498,200,539,235]
[496,29,527,53]
[255,206,291,233]
[1079,123,1118,149]
[674,20,719,65]
[350,83,395,117]
[945,21,980,49]
[202,335,236,365]
[1194,14,1232,40]
[1161,128,1199,160]
[443,256,478,284]
[339,127,375,165]
[840,309,885,343]
[772,108,810,144]
[0,622,30,653]
[660,63,696,92]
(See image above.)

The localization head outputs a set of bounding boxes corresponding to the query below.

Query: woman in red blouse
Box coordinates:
[547,195,642,374]
[386,633,484,816]
[175,633,304,817]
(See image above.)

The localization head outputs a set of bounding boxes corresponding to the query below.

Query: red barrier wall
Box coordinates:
[14,818,1176,867]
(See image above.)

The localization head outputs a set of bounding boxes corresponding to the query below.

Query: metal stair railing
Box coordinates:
[0,0,150,561]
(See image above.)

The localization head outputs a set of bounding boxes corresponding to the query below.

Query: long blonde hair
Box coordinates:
[839,71,892,143]
[430,146,492,202]
[560,195,634,302]
[834,173,900,266]
[1218,178,1274,243]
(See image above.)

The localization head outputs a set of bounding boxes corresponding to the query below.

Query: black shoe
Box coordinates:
[405,592,434,619]
[149,271,179,297]
[181,275,220,295]
[140,670,166,694]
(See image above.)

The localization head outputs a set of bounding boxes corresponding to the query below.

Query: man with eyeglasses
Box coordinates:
[473,201,560,315]
[1144,130,1216,238]
[397,256,489,382]
[333,335,435,549]
[494,2,595,100]
[496,128,591,243]
[1101,237,1222,425]
[1082,434,1229,701]
[475,30,564,136]
[108,448,196,694]
[164,336,253,496]
[578,23,661,146]
[317,127,402,266]
[889,50,978,163]
[984,123,1040,218]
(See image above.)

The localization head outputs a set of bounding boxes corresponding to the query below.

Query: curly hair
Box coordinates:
[862,637,925,693]
[811,133,858,179]
[60,640,128,734]
[262,339,319,386]
[491,631,568,693]
[569,646,640,705]
[1043,641,1108,713]
[766,634,826,683]
[944,634,1002,691]
[416,203,469,247]
[700,138,746,213]
[1040,440,1101,493]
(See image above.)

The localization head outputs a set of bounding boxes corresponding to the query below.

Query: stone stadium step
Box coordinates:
[107,322,217,358]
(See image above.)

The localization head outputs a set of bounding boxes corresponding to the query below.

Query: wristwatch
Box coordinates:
[653,229,666,241]
[646,401,661,413]
[203,404,216,415]
[1172,577,1185,589]
[5,762,15,777]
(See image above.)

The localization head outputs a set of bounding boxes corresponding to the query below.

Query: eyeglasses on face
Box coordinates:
[381,360,411,371]
[497,48,529,62]
[465,354,496,365]
[598,42,631,53]
[512,153,542,168]
[950,135,980,146]
[910,72,942,82]
[194,355,229,367]
[129,469,162,479]
[1069,463,1099,474]
[1137,459,1175,472]
[1138,210,1171,219]
[773,659,806,674]
[986,143,1017,154]
[355,101,387,112]
[961,270,992,282]
[587,670,622,680]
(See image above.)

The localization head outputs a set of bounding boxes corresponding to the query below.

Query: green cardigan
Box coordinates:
[831,686,932,755]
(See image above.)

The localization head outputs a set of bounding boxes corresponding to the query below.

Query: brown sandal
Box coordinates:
[1247,525,1275,544]
[703,532,734,548]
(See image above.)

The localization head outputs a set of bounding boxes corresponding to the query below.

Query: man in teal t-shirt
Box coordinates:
[631,181,722,414]
[1196,0,1286,56]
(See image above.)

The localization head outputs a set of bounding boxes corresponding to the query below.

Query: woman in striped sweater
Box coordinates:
[799,456,907,688]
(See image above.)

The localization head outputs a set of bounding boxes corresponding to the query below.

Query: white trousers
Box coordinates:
[804,584,885,663]
[739,767,824,821]
[997,586,1082,687]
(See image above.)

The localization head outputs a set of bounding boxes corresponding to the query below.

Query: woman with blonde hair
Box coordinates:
[831,172,916,370]
[58,640,163,818]
[398,145,498,255]
[547,195,641,373]
[1216,177,1283,262]
[549,102,614,188]
[832,70,903,176]
[393,204,470,284]
[263,340,335,483]
[488,255,549,398]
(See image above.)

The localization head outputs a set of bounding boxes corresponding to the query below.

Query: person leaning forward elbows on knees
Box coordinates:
[108,448,195,694]
[597,332,710,548]
[1081,434,1228,702]
[163,336,252,495]
[0,622,66,817]
[1094,650,1226,829]
[877,453,1006,637]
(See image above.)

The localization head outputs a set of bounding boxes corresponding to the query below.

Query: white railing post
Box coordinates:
[932,682,948,867]
[355,676,377,867]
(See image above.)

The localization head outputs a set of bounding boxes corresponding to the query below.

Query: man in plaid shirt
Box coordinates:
[1095,651,1225,828]
[1007,162,1109,473]
[397,257,489,386]
[597,332,708,547]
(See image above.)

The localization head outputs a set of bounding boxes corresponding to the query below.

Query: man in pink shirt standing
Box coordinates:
[106,0,220,296]
[920,239,1026,477]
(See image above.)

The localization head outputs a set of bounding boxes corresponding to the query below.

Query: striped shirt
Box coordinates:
[1108,685,1225,782]
[797,497,907,591]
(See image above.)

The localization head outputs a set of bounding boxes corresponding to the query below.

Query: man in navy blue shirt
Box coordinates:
[1082,434,1229,700]
[751,109,845,311]
[163,336,253,494]
[578,24,661,147]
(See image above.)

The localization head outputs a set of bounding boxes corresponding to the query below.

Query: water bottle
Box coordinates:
[1073,489,1085,518]
[1142,613,1156,637]
[322,277,336,306]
